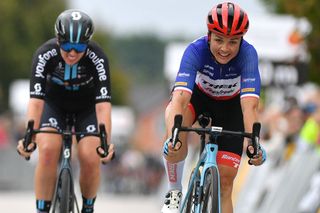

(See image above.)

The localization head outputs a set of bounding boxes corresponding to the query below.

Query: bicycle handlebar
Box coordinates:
[171,114,261,156]
[22,120,110,161]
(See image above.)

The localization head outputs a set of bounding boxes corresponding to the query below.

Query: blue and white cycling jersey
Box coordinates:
[174,36,261,100]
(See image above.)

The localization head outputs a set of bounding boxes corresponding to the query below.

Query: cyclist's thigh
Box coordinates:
[37,101,64,152]
[190,87,243,167]
[165,92,194,125]
[74,105,98,142]
[214,97,243,169]
[74,106,100,161]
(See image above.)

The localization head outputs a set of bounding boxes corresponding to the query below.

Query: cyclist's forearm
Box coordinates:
[26,98,45,129]
[95,102,112,142]
[166,90,191,137]
[241,97,259,132]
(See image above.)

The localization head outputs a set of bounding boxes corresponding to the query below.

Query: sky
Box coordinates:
[68,0,269,38]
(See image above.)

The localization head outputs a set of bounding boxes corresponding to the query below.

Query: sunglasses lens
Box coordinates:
[60,42,87,52]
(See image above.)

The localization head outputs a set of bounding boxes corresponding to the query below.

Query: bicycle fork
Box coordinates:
[195,143,221,213]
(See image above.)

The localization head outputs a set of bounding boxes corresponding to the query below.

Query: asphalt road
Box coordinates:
[0,191,161,212]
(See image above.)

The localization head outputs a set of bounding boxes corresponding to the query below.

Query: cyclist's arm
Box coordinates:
[240,96,259,148]
[95,102,112,142]
[241,96,259,127]
[26,98,45,129]
[166,90,192,138]
[241,96,266,165]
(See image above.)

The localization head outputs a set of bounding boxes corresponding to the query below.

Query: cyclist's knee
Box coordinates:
[37,138,61,166]
[219,166,237,194]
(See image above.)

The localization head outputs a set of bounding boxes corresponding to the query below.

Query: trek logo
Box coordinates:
[196,73,240,98]
[86,49,107,81]
[167,162,177,182]
[35,49,58,78]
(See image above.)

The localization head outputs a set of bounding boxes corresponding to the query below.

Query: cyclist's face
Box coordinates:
[60,49,85,65]
[209,33,242,64]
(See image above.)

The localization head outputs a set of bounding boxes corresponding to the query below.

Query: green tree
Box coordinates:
[110,34,166,83]
[261,0,320,83]
[94,32,130,105]
[0,0,66,111]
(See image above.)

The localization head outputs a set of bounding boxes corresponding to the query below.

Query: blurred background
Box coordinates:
[0,0,320,212]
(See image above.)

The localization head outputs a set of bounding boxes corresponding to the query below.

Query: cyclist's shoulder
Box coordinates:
[239,39,258,57]
[183,36,210,61]
[34,38,59,58]
[187,36,209,51]
[86,40,108,58]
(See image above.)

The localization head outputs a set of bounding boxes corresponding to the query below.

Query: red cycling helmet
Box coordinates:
[207,2,249,37]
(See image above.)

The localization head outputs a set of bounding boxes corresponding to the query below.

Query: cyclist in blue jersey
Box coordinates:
[161,2,266,213]
[16,9,115,213]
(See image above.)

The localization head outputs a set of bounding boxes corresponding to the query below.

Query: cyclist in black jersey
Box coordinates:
[16,9,114,213]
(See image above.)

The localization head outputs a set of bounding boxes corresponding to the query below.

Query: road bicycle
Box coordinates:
[170,114,261,213]
[22,114,110,213]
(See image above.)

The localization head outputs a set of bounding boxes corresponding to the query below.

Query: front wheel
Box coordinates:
[59,169,73,213]
[200,167,219,213]
[182,167,201,213]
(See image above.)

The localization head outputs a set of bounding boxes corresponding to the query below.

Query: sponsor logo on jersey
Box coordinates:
[96,87,111,100]
[242,78,256,82]
[42,117,59,129]
[35,49,58,78]
[30,83,45,97]
[175,81,188,87]
[86,125,96,132]
[196,73,240,98]
[241,88,255,93]
[203,65,214,77]
[86,49,107,81]
[178,72,190,77]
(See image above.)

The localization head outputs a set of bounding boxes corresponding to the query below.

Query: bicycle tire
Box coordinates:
[59,169,73,213]
[182,168,200,213]
[200,167,219,213]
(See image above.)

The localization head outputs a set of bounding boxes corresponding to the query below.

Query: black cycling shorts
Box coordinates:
[189,86,244,157]
[40,101,98,141]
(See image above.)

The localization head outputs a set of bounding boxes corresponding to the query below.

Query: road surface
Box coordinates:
[0,191,161,212]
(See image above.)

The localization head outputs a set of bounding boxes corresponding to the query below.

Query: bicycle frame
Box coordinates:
[171,114,261,213]
[51,118,79,213]
[21,114,110,213]
[181,142,221,213]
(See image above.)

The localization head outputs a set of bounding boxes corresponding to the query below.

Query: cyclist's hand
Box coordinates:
[163,138,182,162]
[100,143,115,164]
[16,139,36,158]
[247,145,266,166]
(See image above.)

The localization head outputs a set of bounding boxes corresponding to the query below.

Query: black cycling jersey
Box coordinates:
[29,38,111,112]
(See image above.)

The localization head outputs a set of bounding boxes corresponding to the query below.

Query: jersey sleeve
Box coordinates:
[87,42,112,103]
[239,45,261,99]
[173,43,201,94]
[29,42,59,99]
